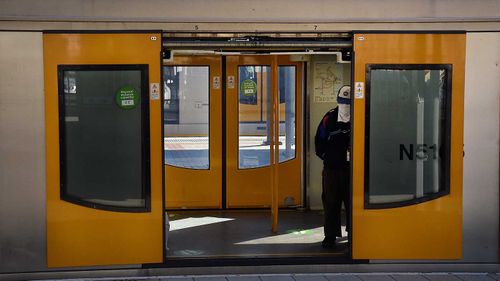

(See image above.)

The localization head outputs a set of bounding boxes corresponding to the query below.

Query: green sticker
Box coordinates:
[116,86,139,110]
[240,79,257,97]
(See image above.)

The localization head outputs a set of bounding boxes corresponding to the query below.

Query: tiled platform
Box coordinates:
[38,273,500,281]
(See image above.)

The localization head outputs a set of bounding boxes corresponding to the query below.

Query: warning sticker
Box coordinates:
[150,83,160,100]
[213,76,221,89]
[227,76,235,89]
[354,82,364,99]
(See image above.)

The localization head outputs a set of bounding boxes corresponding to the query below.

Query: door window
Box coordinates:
[163,66,210,170]
[238,66,271,169]
[59,65,150,212]
[365,64,451,208]
[278,66,296,163]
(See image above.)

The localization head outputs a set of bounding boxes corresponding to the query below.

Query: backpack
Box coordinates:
[314,109,336,160]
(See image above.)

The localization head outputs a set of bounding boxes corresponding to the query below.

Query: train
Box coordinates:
[0,0,499,279]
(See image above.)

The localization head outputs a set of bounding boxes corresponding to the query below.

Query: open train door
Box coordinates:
[352,32,465,259]
[44,32,164,267]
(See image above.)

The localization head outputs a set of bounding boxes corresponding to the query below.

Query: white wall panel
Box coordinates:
[0,32,46,272]
[0,21,499,33]
[0,0,498,22]
[463,32,500,262]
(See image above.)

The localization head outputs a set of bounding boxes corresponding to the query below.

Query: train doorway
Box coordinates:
[162,53,351,259]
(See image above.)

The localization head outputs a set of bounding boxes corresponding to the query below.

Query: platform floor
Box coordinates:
[36,272,500,281]
[166,209,348,259]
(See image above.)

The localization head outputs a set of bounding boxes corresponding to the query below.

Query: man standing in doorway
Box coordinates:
[315,85,351,248]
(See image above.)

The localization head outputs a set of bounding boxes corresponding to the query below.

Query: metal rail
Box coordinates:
[163,50,351,63]
[163,40,352,49]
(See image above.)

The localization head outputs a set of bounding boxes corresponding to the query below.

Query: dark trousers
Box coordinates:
[322,168,350,238]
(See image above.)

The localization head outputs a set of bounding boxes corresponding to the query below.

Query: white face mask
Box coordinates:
[338,104,350,123]
[336,85,351,123]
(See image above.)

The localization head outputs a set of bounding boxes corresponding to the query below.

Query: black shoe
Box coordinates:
[322,236,336,248]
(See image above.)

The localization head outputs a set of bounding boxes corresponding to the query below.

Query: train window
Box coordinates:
[238,66,271,169]
[163,66,210,170]
[58,65,150,212]
[365,64,451,209]
[278,66,296,163]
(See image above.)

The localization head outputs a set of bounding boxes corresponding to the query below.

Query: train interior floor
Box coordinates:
[165,209,349,259]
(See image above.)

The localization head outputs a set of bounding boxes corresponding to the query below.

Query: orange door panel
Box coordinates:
[352,33,465,259]
[163,56,222,209]
[226,55,302,208]
[44,33,163,267]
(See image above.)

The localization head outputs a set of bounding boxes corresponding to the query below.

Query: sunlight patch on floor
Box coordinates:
[235,226,325,244]
[235,226,348,245]
[169,216,235,231]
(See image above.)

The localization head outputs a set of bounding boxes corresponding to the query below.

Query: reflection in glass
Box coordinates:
[61,69,146,208]
[278,66,296,162]
[238,66,271,169]
[163,66,210,170]
[368,68,448,204]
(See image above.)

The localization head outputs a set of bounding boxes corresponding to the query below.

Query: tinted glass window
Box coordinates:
[367,65,450,207]
[60,66,149,211]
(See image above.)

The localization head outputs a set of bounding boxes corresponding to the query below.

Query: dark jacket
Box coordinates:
[314,108,350,169]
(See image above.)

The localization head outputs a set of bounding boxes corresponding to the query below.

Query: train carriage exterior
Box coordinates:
[0,0,499,279]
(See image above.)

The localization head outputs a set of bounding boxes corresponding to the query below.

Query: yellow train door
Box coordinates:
[163,56,223,209]
[352,32,466,259]
[225,55,303,209]
[162,54,301,213]
[44,32,164,267]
